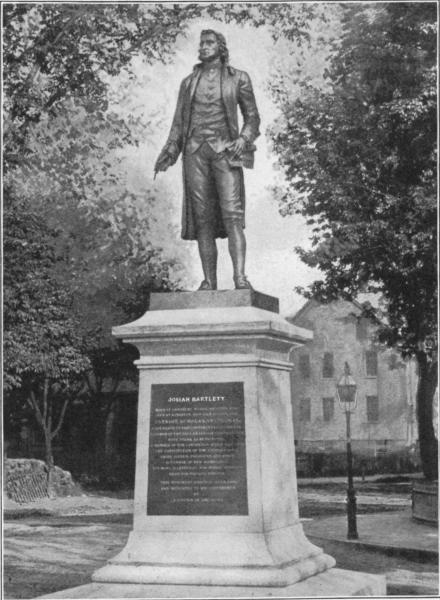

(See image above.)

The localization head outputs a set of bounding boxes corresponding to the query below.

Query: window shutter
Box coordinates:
[366,350,378,376]
[322,397,334,422]
[299,398,311,422]
[299,354,311,378]
[366,395,379,422]
[356,318,368,341]
[322,352,334,378]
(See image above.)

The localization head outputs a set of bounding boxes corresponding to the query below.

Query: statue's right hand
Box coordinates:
[154,149,173,174]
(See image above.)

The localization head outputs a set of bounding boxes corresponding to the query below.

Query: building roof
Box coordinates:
[287,297,382,327]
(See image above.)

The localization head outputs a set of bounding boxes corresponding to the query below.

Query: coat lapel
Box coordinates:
[182,67,202,138]
[188,67,202,105]
[221,65,238,138]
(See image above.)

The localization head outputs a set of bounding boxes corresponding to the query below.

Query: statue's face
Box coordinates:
[198,33,220,62]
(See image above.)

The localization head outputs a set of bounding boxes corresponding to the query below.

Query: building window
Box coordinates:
[298,354,311,378]
[366,395,379,422]
[365,350,378,376]
[299,398,311,422]
[388,353,398,370]
[356,318,368,341]
[322,397,334,422]
[322,352,334,378]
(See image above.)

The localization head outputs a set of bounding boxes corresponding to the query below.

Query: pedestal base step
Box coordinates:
[36,568,386,598]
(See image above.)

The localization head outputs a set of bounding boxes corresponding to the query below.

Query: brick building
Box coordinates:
[287,299,419,475]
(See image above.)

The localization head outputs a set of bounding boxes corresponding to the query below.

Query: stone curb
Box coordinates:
[307,533,439,562]
[297,472,424,486]
[4,509,54,519]
[4,510,134,522]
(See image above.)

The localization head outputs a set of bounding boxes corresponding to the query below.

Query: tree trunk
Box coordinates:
[44,431,56,498]
[104,404,116,462]
[416,353,438,481]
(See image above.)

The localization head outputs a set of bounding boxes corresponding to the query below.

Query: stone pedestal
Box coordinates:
[90,291,385,596]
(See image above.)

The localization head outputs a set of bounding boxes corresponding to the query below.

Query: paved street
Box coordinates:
[4,479,438,598]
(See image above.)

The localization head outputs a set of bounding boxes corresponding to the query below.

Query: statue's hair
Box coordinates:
[200,29,229,64]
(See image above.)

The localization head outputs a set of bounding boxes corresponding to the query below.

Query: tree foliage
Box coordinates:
[270,4,437,478]
[4,200,88,392]
[3,3,205,164]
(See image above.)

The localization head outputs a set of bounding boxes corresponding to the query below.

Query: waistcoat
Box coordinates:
[187,68,230,154]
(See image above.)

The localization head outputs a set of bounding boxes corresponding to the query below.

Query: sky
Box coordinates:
[110,17,330,317]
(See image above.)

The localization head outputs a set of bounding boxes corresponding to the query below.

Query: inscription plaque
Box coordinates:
[147,382,247,515]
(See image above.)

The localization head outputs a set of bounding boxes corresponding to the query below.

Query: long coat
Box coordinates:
[164,63,261,240]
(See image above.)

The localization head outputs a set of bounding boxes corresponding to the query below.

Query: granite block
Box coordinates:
[149,289,279,313]
[37,568,386,598]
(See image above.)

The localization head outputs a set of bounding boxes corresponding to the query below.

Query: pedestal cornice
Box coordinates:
[113,306,312,347]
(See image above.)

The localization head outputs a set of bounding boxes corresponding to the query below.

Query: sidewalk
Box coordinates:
[302,509,438,561]
[5,494,437,560]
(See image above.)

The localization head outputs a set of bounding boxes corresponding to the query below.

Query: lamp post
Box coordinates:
[336,362,359,540]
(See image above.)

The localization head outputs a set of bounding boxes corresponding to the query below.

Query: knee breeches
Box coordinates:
[183,142,244,232]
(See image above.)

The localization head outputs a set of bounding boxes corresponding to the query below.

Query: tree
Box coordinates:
[270,4,437,479]
[3,199,90,492]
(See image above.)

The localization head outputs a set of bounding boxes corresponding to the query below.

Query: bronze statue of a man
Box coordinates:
[155,30,260,290]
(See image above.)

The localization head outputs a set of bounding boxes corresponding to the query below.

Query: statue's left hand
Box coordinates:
[227,137,247,160]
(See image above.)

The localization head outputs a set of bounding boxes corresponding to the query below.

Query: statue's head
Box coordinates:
[199,30,229,64]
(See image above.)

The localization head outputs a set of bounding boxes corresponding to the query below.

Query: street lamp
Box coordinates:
[336,362,359,540]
